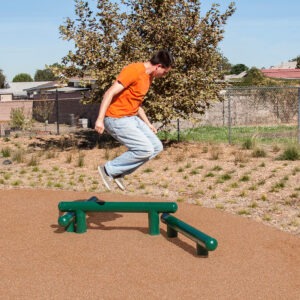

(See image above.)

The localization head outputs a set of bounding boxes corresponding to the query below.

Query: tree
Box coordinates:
[12,73,33,82]
[0,69,6,88]
[218,54,232,75]
[34,69,56,81]
[57,0,236,125]
[230,63,248,75]
[290,56,300,69]
[296,56,300,69]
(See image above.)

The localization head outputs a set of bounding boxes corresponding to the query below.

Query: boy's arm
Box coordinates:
[95,81,124,134]
[137,107,157,134]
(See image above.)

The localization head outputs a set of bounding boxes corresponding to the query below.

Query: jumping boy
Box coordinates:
[95,50,174,191]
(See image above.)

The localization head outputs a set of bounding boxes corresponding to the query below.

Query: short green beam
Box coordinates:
[161,213,218,257]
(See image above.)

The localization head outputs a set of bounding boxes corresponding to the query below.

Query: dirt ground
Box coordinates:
[1,189,299,299]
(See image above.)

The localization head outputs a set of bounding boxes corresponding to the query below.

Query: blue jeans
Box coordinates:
[104,116,163,178]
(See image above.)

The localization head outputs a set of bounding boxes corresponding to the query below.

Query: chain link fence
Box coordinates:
[0,87,299,144]
[161,86,300,144]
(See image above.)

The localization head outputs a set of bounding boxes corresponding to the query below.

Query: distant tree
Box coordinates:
[218,53,232,75]
[289,56,300,68]
[230,64,248,75]
[34,69,56,81]
[237,68,270,86]
[57,0,236,125]
[296,56,300,69]
[13,73,33,82]
[0,69,6,88]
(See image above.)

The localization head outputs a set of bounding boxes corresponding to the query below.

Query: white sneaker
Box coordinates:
[98,165,112,191]
[114,177,125,191]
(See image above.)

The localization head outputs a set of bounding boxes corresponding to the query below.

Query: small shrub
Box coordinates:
[233,150,248,164]
[248,202,258,208]
[278,145,300,161]
[219,173,231,182]
[261,194,268,201]
[205,172,215,177]
[209,144,222,160]
[215,203,224,210]
[1,147,11,157]
[230,182,239,188]
[12,149,25,163]
[262,214,271,221]
[10,107,26,130]
[252,147,266,158]
[237,209,250,215]
[190,169,200,175]
[45,151,56,159]
[77,152,85,167]
[242,137,255,150]
[66,153,73,163]
[144,168,153,173]
[27,155,39,166]
[239,174,250,182]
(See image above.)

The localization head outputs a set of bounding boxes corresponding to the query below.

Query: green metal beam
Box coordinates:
[161,213,218,256]
[58,200,178,235]
[58,201,178,213]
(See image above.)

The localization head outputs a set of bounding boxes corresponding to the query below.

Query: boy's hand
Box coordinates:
[148,124,158,134]
[95,119,105,134]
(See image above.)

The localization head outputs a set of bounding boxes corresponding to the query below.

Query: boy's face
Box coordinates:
[153,65,171,78]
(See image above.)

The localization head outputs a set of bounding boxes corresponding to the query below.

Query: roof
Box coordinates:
[0,81,51,96]
[24,81,65,92]
[224,71,247,81]
[261,69,300,79]
[270,61,297,69]
[43,87,90,93]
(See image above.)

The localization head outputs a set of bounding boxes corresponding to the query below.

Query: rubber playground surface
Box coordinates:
[1,189,299,299]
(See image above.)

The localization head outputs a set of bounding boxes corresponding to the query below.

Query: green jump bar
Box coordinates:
[58,200,178,235]
[58,201,178,213]
[161,213,218,256]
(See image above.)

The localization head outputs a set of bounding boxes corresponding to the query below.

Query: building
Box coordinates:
[261,69,300,80]
[0,81,51,101]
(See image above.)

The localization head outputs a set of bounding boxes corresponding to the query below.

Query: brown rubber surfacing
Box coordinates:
[1,189,299,299]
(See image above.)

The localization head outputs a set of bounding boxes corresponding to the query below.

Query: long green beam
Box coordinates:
[161,213,218,257]
[59,201,178,213]
[58,200,178,235]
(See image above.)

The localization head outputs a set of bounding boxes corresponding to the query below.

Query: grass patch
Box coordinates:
[277,144,300,161]
[1,147,11,157]
[158,125,297,144]
[252,147,267,158]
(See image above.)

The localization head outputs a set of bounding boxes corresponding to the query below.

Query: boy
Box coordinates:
[95,50,174,190]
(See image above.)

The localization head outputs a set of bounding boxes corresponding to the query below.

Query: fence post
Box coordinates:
[227,89,232,144]
[177,119,180,142]
[55,89,60,135]
[298,88,300,144]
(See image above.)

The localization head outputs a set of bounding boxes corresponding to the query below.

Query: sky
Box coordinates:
[1,0,299,82]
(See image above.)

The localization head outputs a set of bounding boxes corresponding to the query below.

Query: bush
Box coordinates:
[10,107,33,130]
[278,145,300,161]
[10,107,26,129]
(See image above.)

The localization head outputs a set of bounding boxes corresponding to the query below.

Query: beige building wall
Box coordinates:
[0,94,13,101]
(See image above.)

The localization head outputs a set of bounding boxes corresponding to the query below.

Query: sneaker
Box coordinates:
[114,177,125,191]
[98,165,112,191]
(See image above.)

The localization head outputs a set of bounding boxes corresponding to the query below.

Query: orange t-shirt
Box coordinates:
[105,63,151,118]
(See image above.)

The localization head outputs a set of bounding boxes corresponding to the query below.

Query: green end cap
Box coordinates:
[58,213,74,227]
[205,238,218,251]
